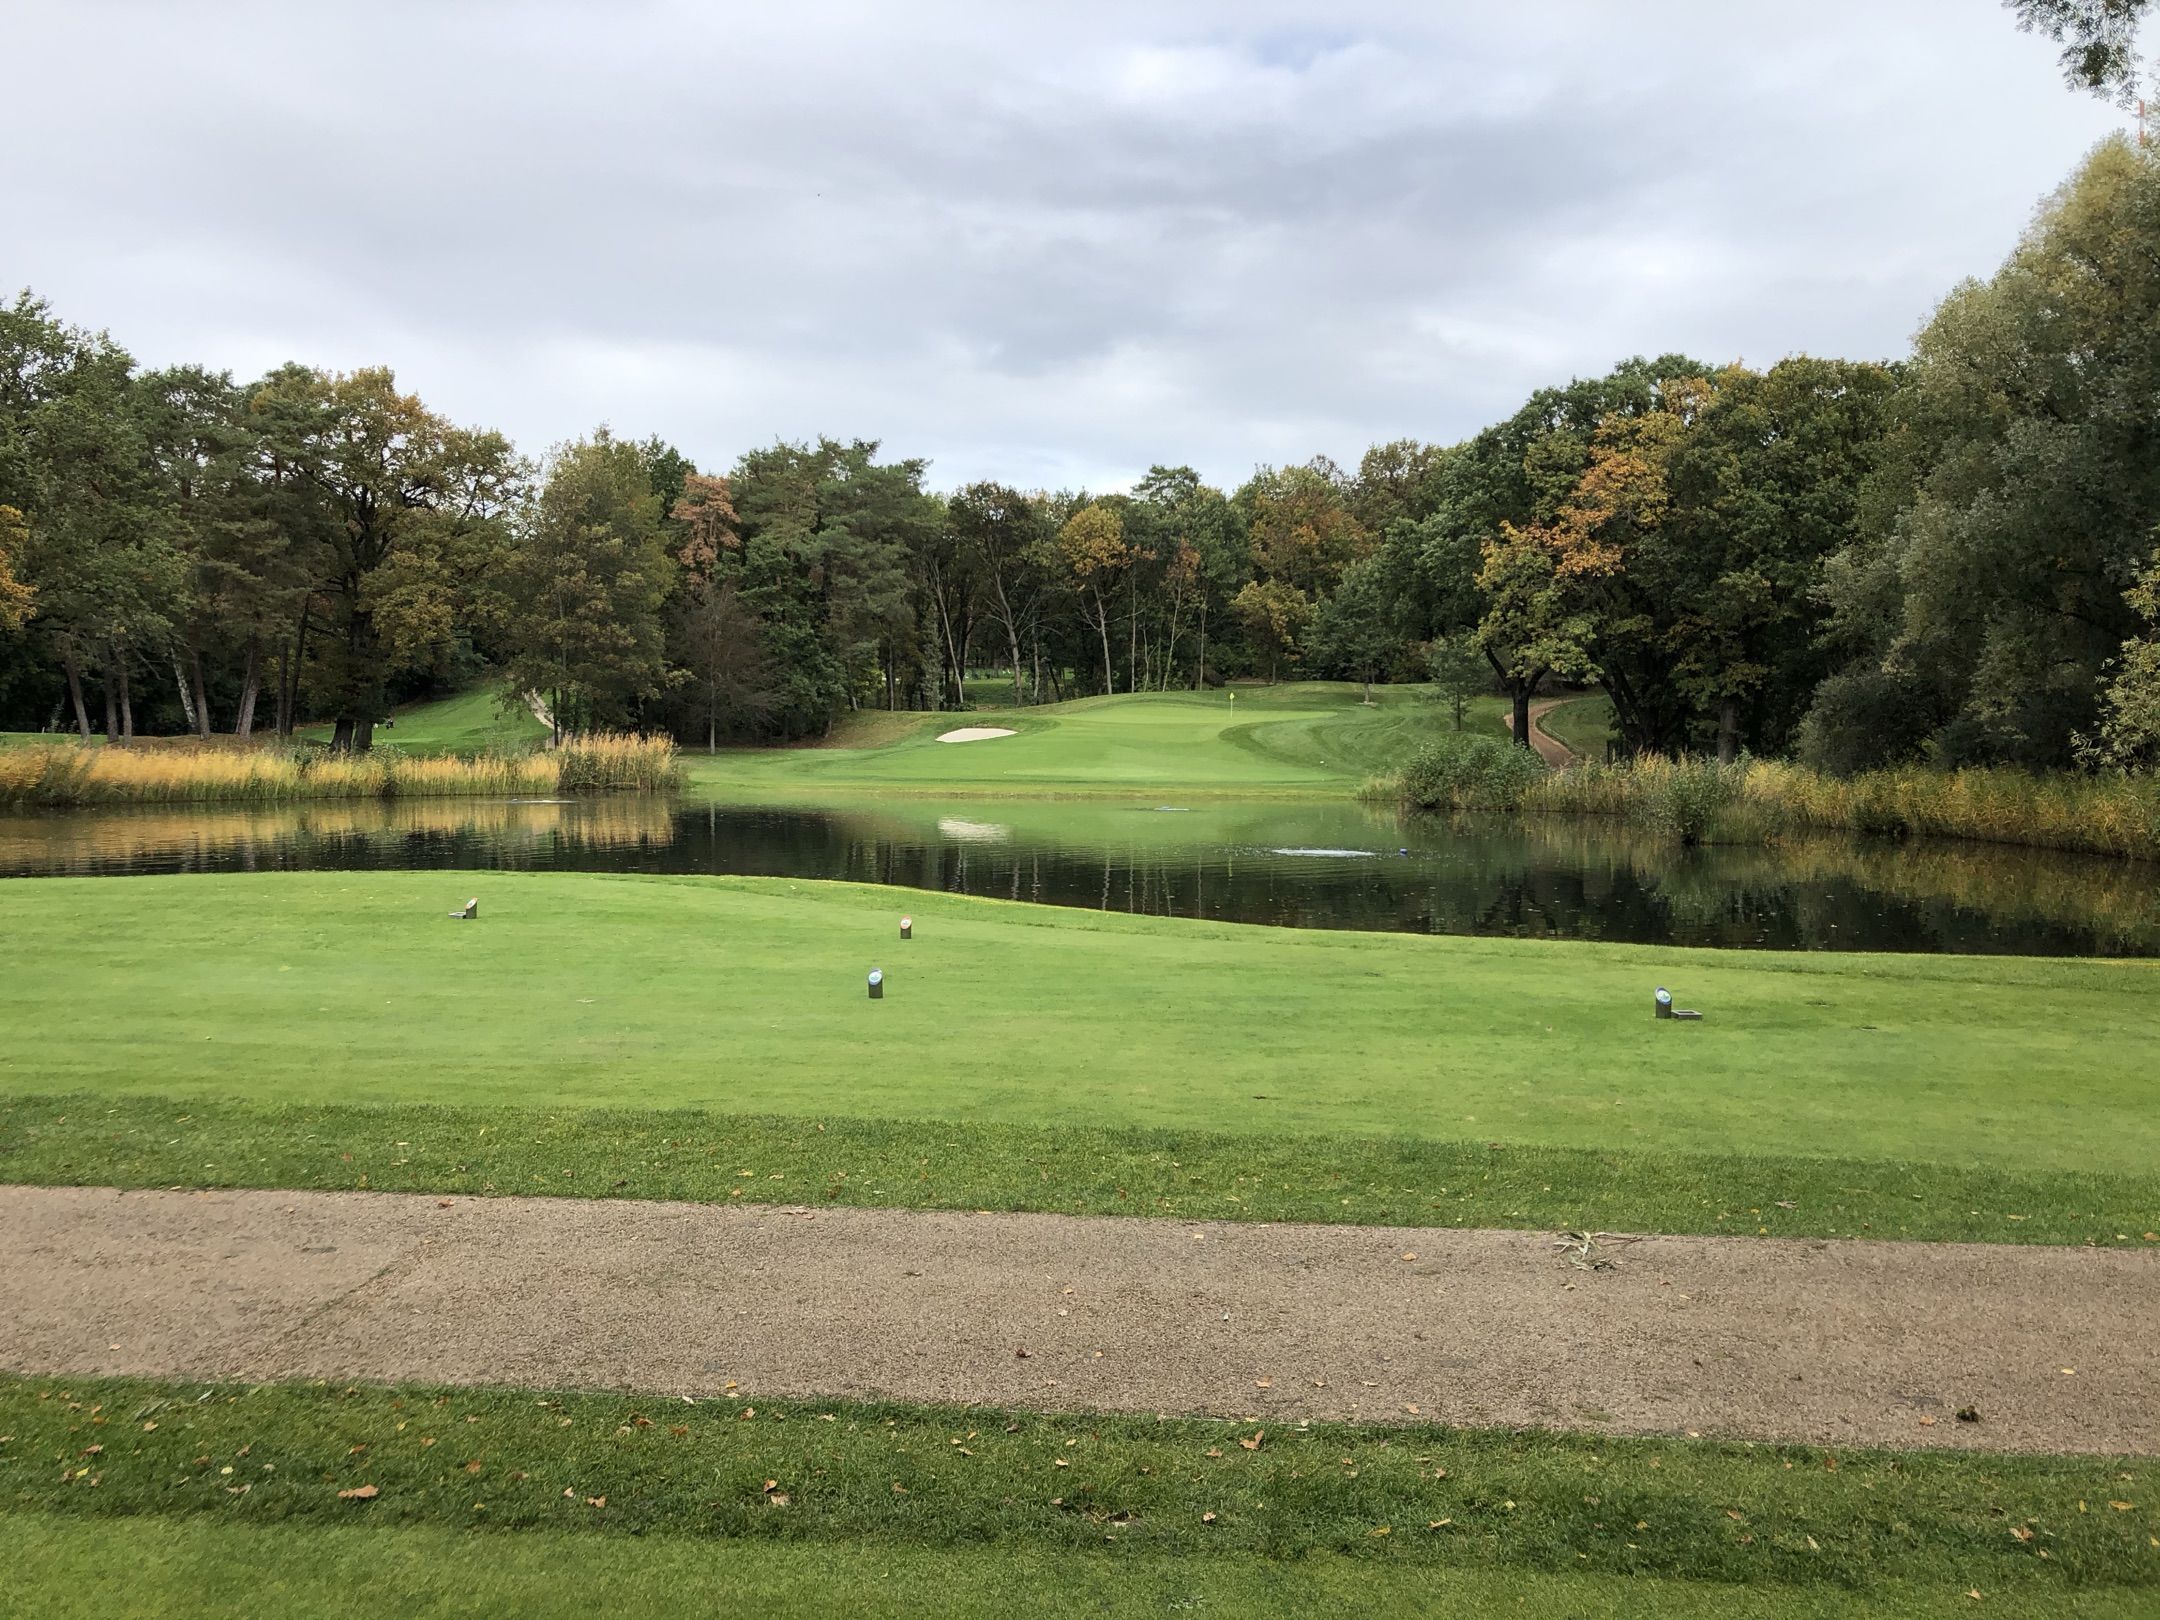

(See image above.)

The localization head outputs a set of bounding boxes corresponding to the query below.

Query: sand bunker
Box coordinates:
[935,727,1016,743]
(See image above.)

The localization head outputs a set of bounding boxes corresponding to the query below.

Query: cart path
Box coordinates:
[4,1184,2154,1455]
[1505,695,1576,766]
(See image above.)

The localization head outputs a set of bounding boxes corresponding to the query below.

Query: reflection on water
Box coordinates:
[0,795,2154,956]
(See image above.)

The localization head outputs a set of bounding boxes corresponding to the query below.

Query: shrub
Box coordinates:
[1397,735,1547,811]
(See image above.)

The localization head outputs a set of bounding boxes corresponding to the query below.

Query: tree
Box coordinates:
[950,482,1048,704]
[1307,555,1403,702]
[666,472,766,748]
[1058,502,1131,694]
[1237,460,1370,596]
[1230,578,1310,683]
[1808,138,2160,768]
[0,504,33,631]
[2010,0,2155,99]
[2083,543,2160,765]
[1422,635,1484,730]
[249,365,519,750]
[489,428,673,741]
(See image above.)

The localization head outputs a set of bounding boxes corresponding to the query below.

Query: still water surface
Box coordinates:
[2,794,2153,956]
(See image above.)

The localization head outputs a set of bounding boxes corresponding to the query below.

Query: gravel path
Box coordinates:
[5,1185,2154,1454]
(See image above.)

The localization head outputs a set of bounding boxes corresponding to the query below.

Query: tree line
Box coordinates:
[4,138,2159,771]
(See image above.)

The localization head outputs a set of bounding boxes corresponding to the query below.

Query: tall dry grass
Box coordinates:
[0,732,679,808]
[1522,756,2160,860]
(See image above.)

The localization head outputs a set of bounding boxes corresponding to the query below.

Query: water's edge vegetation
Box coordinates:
[0,732,679,806]
[1370,736,2160,861]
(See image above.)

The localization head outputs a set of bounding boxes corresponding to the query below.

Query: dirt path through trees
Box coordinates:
[5,1185,2154,1454]
[1505,696,1575,766]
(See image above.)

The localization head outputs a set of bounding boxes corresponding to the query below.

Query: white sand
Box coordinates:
[935,727,1017,743]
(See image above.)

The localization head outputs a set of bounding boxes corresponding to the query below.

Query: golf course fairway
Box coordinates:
[683,683,1509,798]
[3,870,2155,1244]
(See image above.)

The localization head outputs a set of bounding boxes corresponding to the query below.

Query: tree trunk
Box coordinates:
[1195,598,1209,689]
[331,716,354,751]
[102,643,120,743]
[1510,688,1533,751]
[117,655,134,741]
[172,654,199,734]
[236,644,261,738]
[1095,589,1113,695]
[1126,577,1137,694]
[188,643,212,738]
[1716,697,1740,765]
[62,641,93,741]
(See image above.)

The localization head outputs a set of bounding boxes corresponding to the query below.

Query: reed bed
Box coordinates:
[1373,736,2160,860]
[0,732,679,808]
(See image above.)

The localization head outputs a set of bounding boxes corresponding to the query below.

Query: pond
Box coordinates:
[2,793,2154,956]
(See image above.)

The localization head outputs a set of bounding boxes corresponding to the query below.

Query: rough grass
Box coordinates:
[8,1096,2155,1247]
[687,682,1509,799]
[0,733,676,806]
[2,872,2157,1235]
[3,1375,2153,1607]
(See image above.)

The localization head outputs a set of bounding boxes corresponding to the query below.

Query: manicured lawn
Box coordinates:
[20,1518,2149,1620]
[3,1375,2152,1615]
[297,687,547,755]
[687,682,1509,799]
[2,871,2155,1239]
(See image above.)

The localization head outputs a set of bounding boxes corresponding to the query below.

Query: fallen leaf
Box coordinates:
[1400,1252,1417,1262]
[586,1496,606,1508]
[1254,1379,1273,1389]
[337,1485,379,1501]
[1201,1511,1217,1524]
[1918,1416,1937,1427]
[1370,1525,1392,1537]
[2110,1501,2136,1511]
[464,1460,483,1474]
[1429,1518,1452,1528]
[2010,1526,2034,1542]
[1725,1510,1744,1521]
[1239,1431,1264,1452]
[1205,1447,1223,1459]
[763,1479,779,1492]
[891,1482,907,1494]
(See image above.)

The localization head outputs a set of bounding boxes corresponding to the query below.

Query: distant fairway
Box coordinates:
[689,682,1509,798]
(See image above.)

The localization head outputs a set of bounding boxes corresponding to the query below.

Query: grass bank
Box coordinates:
[0,732,676,807]
[1374,741,2160,860]
[2,871,2155,1238]
[687,682,1507,800]
[296,686,549,754]
[3,1374,2152,1614]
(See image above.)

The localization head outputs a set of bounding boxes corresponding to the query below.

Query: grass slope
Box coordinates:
[686,682,1508,799]
[298,687,547,755]
[2,871,2155,1239]
[3,1375,2152,1615]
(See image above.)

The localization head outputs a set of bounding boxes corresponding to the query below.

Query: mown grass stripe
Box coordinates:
[3,1375,2152,1595]
[5,1096,2157,1247]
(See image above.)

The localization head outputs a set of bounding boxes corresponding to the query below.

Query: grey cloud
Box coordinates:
[2,0,2127,491]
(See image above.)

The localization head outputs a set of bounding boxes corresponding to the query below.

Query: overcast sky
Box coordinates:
[3,1,2129,491]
